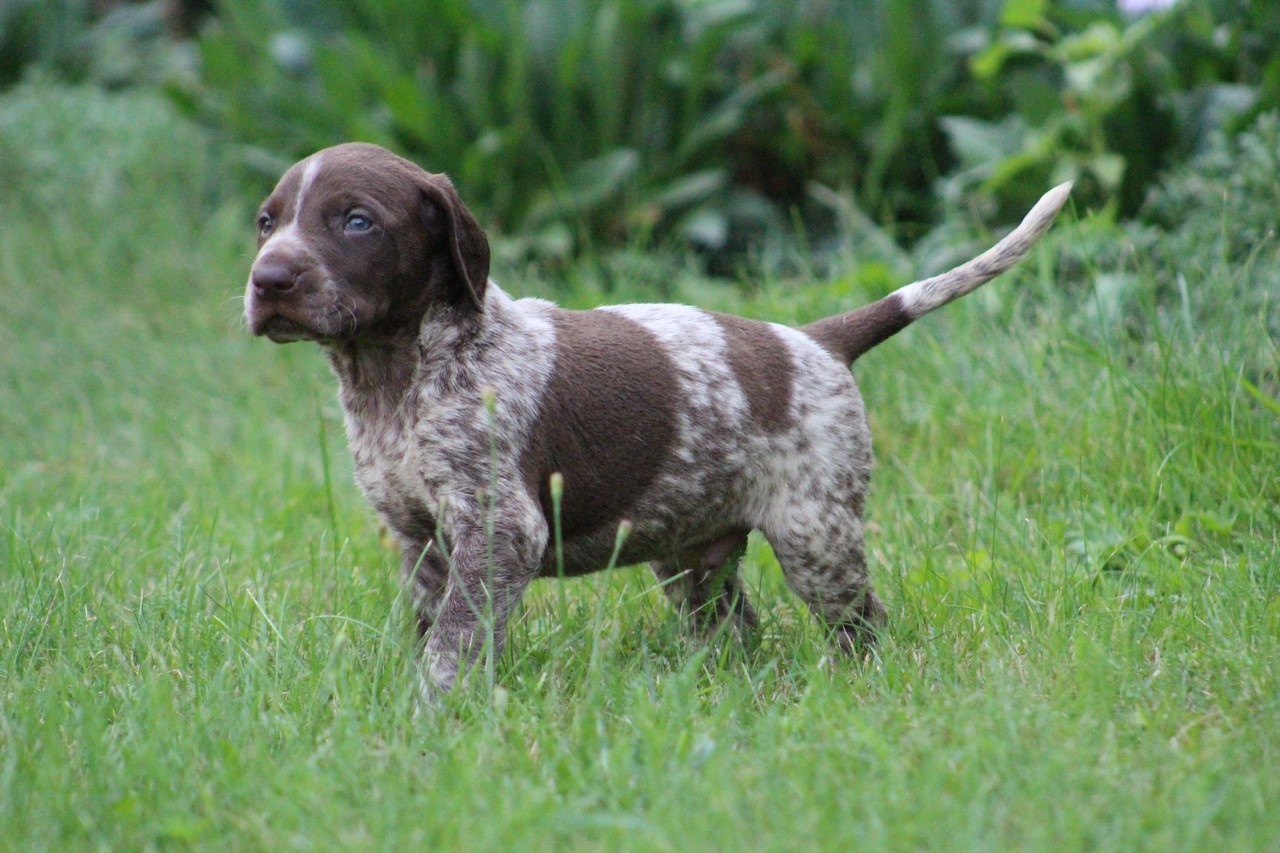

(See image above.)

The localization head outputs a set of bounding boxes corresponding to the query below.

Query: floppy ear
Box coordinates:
[420,175,489,312]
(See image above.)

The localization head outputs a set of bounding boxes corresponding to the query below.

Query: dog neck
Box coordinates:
[325,332,422,414]
[323,287,507,433]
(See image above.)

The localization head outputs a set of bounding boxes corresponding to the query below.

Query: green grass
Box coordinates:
[2,82,1278,851]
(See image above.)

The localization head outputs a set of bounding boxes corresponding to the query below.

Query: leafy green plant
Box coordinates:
[940,0,1172,218]
[0,0,191,89]
[1140,110,1280,265]
[183,0,1013,268]
[176,0,1278,272]
[7,0,1280,276]
[0,0,97,84]
[1133,109,1280,345]
[940,0,1277,220]
[189,0,780,261]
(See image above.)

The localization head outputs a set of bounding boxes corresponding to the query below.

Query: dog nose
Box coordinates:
[252,262,298,297]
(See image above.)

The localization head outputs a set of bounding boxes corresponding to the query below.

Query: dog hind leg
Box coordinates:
[651,530,757,636]
[760,494,886,653]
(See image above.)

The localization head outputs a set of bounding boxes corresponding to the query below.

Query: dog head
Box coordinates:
[244,142,489,344]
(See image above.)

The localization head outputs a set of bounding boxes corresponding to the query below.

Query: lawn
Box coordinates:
[1,82,1277,851]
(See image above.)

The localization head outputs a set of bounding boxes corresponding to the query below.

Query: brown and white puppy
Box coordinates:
[244,142,1071,698]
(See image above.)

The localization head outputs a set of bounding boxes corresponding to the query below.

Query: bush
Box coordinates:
[7,0,1277,276]
[0,0,194,89]
[939,0,1280,221]
[182,0,1012,266]
[1135,109,1280,327]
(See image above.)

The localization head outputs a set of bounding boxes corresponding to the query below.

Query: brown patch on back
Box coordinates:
[710,313,794,432]
[523,309,679,548]
[800,292,911,367]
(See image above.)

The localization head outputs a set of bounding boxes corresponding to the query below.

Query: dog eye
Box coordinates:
[345,212,374,233]
[257,212,274,236]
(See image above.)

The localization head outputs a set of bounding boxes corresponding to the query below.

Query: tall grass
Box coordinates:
[1,82,1277,850]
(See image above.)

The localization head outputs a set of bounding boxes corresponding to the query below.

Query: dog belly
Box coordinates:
[541,519,745,577]
[537,460,753,577]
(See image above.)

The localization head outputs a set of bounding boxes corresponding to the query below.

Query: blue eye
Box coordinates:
[345,213,373,233]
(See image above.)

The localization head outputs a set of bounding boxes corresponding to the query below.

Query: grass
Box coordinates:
[2,81,1278,851]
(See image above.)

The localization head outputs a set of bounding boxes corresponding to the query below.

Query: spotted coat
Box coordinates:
[243,142,1071,697]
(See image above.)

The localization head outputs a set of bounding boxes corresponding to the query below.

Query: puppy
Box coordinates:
[244,142,1070,697]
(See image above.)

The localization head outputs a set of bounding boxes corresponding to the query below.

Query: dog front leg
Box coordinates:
[418,519,547,701]
[401,539,448,638]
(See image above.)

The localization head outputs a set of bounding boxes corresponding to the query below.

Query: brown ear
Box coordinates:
[420,175,489,311]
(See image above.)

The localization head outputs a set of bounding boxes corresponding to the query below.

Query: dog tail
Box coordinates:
[801,182,1072,367]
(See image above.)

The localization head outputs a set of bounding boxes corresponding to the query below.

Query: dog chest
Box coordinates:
[345,406,440,544]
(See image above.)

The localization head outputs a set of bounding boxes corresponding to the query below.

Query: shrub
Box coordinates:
[938,0,1280,221]
[183,0,1007,265]
[0,0,193,89]
[7,0,1277,277]
[1135,109,1280,322]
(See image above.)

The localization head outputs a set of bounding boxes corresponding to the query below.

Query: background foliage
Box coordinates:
[3,0,1278,271]
[2,3,1278,849]
[1,77,1276,850]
